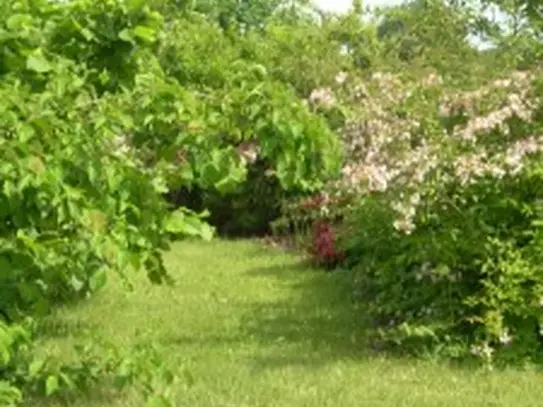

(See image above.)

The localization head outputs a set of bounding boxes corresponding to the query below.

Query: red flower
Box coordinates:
[311,220,343,268]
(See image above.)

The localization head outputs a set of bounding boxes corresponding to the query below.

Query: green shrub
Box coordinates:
[0,0,346,403]
[0,1,211,404]
[178,159,285,237]
[335,68,543,365]
[0,63,188,405]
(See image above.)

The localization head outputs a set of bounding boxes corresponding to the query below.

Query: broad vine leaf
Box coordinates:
[165,210,214,240]
[28,359,46,378]
[26,50,52,73]
[118,29,134,43]
[133,25,157,43]
[89,269,108,292]
[45,375,59,396]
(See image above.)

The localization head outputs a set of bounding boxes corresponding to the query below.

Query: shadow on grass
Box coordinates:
[22,382,139,407]
[36,317,98,340]
[239,260,507,374]
[238,262,382,369]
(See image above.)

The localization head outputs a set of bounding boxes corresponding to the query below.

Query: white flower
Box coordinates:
[335,71,348,85]
[236,141,259,164]
[499,329,513,345]
[308,87,335,107]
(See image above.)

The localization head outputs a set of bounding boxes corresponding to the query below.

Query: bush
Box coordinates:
[155,25,344,235]
[332,67,543,365]
[153,10,354,236]
[170,159,285,236]
[0,0,222,404]
[0,60,187,405]
[0,0,346,403]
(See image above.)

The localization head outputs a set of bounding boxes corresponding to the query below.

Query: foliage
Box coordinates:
[0,2,208,404]
[3,0,543,404]
[274,0,543,363]
[172,0,543,368]
[270,1,543,365]
[329,64,543,364]
[184,160,285,237]
[1,319,176,406]
[154,11,344,234]
[374,0,477,67]
[311,220,344,268]
[0,0,347,403]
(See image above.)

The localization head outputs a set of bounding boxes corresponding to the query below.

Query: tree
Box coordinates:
[375,0,477,66]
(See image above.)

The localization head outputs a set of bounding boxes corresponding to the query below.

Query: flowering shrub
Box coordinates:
[311,220,344,268]
[296,66,543,364]
[271,187,355,260]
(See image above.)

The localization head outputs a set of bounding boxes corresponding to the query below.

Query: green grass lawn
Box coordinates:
[29,239,543,406]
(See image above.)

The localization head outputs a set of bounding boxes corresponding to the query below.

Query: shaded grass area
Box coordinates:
[30,239,543,406]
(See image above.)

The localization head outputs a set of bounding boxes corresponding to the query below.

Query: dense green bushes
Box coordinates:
[267,0,543,365]
[0,0,344,404]
[0,2,209,403]
[151,12,345,235]
[2,0,543,403]
[175,160,286,236]
[304,67,543,365]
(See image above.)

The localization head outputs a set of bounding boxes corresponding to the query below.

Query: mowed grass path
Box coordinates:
[32,240,543,406]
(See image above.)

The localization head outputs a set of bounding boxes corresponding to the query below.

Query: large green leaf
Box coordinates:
[26,49,52,73]
[165,210,214,240]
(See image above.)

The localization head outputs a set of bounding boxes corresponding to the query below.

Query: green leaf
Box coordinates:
[26,49,52,73]
[27,156,45,175]
[6,14,33,30]
[89,269,107,292]
[151,176,169,194]
[143,114,155,125]
[98,69,111,84]
[29,359,46,378]
[118,113,134,129]
[165,210,214,240]
[83,209,108,233]
[118,29,134,43]
[0,345,11,367]
[214,173,243,194]
[251,63,267,78]
[59,372,76,391]
[45,375,59,396]
[70,275,85,292]
[80,27,94,41]
[133,25,157,42]
[145,395,172,407]
[2,181,16,198]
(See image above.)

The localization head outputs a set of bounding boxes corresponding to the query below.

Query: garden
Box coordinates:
[1,0,543,405]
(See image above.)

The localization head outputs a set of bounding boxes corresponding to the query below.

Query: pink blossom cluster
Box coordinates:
[308,87,335,107]
[310,67,543,234]
[439,70,535,119]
